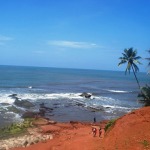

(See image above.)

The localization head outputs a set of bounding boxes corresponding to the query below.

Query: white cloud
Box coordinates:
[47,40,99,49]
[0,35,13,41]
[33,50,45,54]
[0,35,13,45]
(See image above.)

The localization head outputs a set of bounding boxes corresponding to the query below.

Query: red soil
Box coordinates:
[12,106,150,150]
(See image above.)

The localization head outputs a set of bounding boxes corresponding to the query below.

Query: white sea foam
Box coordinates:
[17,93,90,101]
[0,93,15,104]
[104,89,130,93]
[4,112,23,122]
[0,92,134,114]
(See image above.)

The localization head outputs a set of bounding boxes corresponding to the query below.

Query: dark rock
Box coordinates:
[8,94,17,98]
[76,103,85,107]
[80,92,92,98]
[22,111,38,118]
[40,103,53,111]
[105,107,111,109]
[39,108,46,116]
[70,121,79,124]
[7,105,23,113]
[0,103,10,106]
[14,99,34,108]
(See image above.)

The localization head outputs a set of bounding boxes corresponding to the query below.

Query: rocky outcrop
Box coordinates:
[7,105,23,114]
[80,92,92,98]
[0,133,53,150]
[14,99,34,108]
[22,111,39,118]
[9,93,34,109]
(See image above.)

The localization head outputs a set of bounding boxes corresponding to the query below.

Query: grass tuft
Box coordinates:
[141,140,149,147]
[0,118,35,139]
[105,119,117,131]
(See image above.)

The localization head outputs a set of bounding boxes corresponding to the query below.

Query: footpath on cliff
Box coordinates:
[1,106,149,150]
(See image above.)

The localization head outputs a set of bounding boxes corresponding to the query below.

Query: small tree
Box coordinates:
[138,50,150,106]
[118,47,142,89]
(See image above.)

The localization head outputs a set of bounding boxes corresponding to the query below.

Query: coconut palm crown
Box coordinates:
[118,47,142,89]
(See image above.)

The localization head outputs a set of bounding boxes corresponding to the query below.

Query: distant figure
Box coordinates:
[92,127,97,137]
[99,128,105,139]
[93,117,96,123]
[99,127,102,137]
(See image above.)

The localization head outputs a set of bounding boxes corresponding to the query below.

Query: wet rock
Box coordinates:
[40,103,53,111]
[105,107,111,109]
[14,99,34,108]
[22,111,38,118]
[7,106,22,114]
[80,92,92,98]
[38,103,54,117]
[0,103,10,106]
[76,103,85,107]
[8,94,17,98]
[39,108,46,116]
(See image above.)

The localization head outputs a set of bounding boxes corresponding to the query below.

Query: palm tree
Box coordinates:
[118,48,142,89]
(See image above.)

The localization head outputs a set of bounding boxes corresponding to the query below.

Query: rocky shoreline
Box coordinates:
[0,106,150,150]
[0,117,56,150]
[0,132,53,150]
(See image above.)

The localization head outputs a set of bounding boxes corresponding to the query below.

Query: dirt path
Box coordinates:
[12,121,106,150]
[11,106,150,150]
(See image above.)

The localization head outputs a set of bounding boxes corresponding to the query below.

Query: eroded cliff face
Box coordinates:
[7,107,150,150]
[101,106,150,150]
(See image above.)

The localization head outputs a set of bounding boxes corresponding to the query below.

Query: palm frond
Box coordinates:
[125,62,131,74]
[132,63,139,72]
[133,59,142,64]
[132,50,137,57]
[134,56,141,60]
[127,48,134,57]
[122,53,128,59]
[118,60,127,66]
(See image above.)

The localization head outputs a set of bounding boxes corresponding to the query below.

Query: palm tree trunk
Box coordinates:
[131,65,141,89]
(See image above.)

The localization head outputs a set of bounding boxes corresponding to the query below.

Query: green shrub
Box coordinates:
[138,85,150,106]
[0,118,35,139]
[105,119,117,131]
[141,140,149,147]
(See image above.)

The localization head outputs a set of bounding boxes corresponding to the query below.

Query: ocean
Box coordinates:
[0,65,149,127]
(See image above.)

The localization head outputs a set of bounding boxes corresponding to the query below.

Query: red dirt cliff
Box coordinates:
[12,106,150,150]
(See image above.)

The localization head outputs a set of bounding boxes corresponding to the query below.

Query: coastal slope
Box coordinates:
[100,106,150,150]
[12,106,150,150]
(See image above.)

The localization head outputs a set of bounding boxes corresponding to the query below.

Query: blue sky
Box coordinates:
[0,0,150,72]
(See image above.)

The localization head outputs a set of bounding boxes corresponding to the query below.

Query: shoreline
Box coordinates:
[0,117,108,150]
[0,106,150,150]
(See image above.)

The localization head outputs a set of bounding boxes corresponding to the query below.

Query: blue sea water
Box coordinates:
[0,65,149,127]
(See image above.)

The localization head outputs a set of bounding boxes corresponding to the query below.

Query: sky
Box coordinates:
[0,0,150,72]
